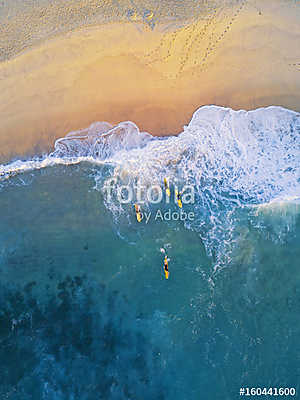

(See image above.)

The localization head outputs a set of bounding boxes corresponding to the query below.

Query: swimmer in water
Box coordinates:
[164,178,171,197]
[163,255,169,279]
[134,204,142,222]
[175,189,183,208]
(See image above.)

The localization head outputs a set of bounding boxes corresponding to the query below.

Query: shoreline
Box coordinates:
[1,104,298,169]
[1,0,300,162]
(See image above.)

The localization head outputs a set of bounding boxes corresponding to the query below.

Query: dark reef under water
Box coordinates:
[0,276,170,400]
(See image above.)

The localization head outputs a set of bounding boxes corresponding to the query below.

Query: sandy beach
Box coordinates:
[0,0,300,161]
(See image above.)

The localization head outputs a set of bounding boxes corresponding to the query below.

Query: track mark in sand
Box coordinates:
[144,0,247,80]
[190,0,247,77]
[174,6,219,79]
[144,29,179,66]
[143,16,204,66]
[143,2,220,67]
[143,28,171,63]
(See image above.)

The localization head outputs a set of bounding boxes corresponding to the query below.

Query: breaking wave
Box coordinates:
[1,105,299,265]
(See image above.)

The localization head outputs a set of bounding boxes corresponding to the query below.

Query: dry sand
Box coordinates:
[0,0,300,161]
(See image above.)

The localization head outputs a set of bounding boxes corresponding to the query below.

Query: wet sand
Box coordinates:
[0,0,300,161]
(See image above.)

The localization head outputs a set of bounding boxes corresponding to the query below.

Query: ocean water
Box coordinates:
[0,105,300,399]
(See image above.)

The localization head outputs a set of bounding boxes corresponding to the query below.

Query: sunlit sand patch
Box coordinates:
[141,0,248,78]
[143,2,220,65]
[0,0,225,62]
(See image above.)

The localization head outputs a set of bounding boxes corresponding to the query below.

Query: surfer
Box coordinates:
[127,8,138,21]
[163,255,169,279]
[134,204,142,222]
[143,9,155,29]
[145,10,154,22]
[175,189,183,208]
[164,178,171,197]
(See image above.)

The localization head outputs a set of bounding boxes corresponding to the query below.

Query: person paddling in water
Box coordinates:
[163,255,169,279]
[160,248,170,279]
[175,189,183,208]
[134,204,142,222]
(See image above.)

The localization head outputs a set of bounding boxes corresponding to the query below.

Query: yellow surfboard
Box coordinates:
[131,12,138,21]
[145,11,154,21]
[164,178,171,197]
[175,189,183,208]
[163,256,169,279]
[134,204,142,222]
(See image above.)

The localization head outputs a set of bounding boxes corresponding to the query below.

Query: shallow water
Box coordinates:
[1,106,300,399]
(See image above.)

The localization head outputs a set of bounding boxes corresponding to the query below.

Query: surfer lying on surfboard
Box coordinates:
[134,204,142,222]
[164,178,171,197]
[160,248,170,279]
[163,255,169,279]
[175,189,182,208]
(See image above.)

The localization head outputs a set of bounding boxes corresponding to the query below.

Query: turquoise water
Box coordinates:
[0,106,300,399]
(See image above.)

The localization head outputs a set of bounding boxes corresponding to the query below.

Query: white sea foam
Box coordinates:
[2,106,299,203]
[1,105,299,265]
